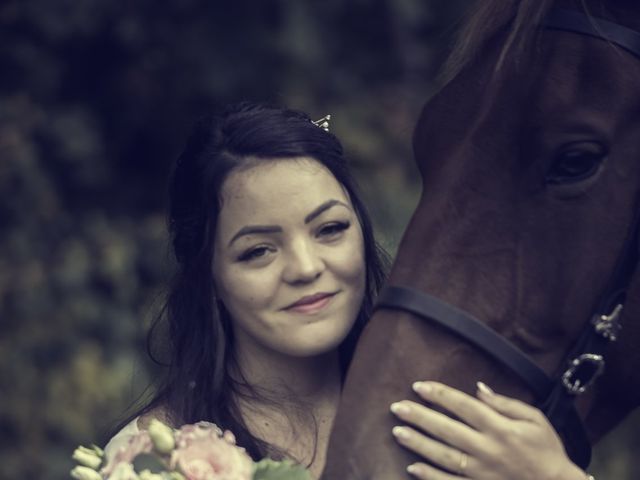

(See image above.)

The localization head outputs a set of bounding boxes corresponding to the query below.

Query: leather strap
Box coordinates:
[543,8,640,59]
[377,286,553,398]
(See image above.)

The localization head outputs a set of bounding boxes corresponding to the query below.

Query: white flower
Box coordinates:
[73,445,103,470]
[109,462,140,480]
[148,419,176,454]
[70,465,103,480]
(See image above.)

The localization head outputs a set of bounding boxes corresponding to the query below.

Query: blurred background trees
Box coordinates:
[0,0,637,478]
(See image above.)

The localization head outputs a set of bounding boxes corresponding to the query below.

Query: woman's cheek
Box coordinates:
[331,232,366,299]
[216,264,269,310]
[343,229,366,279]
[234,268,278,305]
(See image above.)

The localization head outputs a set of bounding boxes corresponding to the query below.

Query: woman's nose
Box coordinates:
[283,239,324,283]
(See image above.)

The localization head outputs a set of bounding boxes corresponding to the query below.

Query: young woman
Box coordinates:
[106,102,592,480]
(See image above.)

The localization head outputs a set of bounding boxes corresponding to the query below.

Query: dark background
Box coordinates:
[1,1,637,478]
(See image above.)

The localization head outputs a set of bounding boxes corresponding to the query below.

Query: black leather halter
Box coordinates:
[376,9,640,469]
[543,8,640,59]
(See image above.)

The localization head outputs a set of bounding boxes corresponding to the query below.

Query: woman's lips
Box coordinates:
[285,292,336,314]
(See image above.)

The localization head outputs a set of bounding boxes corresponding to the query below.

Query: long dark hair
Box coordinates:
[131,102,388,460]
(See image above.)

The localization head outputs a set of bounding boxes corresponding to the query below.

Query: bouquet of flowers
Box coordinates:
[70,420,311,480]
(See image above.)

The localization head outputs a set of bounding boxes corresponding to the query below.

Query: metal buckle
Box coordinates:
[562,353,605,395]
[591,304,623,341]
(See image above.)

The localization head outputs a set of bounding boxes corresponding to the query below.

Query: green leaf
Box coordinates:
[253,459,312,480]
[132,453,168,474]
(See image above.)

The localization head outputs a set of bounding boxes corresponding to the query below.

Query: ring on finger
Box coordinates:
[457,451,468,475]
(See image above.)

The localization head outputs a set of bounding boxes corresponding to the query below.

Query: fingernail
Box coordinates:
[477,381,494,396]
[390,402,410,415]
[407,464,420,475]
[412,381,432,394]
[392,426,411,439]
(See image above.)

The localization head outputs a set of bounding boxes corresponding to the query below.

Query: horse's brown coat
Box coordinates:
[323,1,640,478]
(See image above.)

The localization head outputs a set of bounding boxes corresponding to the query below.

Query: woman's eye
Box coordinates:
[318,221,350,238]
[545,142,607,185]
[238,246,273,262]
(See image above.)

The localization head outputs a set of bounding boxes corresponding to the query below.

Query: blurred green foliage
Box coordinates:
[0,0,636,478]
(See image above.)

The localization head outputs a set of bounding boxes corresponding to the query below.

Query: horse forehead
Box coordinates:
[529,31,640,119]
[414,29,640,164]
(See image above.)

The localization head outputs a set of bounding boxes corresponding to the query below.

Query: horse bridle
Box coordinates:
[375,9,640,470]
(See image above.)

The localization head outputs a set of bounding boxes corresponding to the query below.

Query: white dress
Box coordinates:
[103,417,140,459]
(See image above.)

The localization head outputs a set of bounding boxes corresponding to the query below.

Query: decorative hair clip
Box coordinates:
[311,114,331,132]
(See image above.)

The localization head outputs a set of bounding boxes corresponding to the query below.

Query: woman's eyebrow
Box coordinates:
[228,225,282,246]
[304,199,350,224]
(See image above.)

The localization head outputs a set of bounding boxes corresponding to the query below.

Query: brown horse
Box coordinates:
[323,0,640,478]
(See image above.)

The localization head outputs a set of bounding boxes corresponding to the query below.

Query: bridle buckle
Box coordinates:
[561,353,605,395]
[591,304,623,341]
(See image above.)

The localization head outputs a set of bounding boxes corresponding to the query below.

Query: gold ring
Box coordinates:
[458,452,468,474]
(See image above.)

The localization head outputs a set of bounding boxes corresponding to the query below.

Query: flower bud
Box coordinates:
[90,444,104,457]
[148,419,175,454]
[138,470,164,480]
[70,465,103,480]
[72,446,103,470]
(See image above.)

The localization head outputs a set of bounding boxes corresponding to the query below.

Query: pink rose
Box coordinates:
[101,430,153,477]
[175,422,223,447]
[171,423,253,480]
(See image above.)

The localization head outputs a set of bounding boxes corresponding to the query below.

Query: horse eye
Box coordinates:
[545,142,607,185]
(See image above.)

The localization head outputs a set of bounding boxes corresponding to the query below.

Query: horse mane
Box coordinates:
[439,0,638,86]
[439,0,560,85]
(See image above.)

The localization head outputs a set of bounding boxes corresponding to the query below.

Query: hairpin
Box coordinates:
[311,114,331,132]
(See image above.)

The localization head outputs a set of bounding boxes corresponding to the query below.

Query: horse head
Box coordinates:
[323,0,640,478]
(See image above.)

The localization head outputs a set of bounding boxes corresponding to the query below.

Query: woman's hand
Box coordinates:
[390,381,589,480]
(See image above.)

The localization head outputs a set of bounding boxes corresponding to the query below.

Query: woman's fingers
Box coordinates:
[406,462,470,480]
[392,425,476,476]
[390,400,484,454]
[411,381,505,432]
[476,382,545,423]
[392,381,581,480]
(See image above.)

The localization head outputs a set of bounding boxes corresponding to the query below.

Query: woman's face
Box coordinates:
[212,157,366,360]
